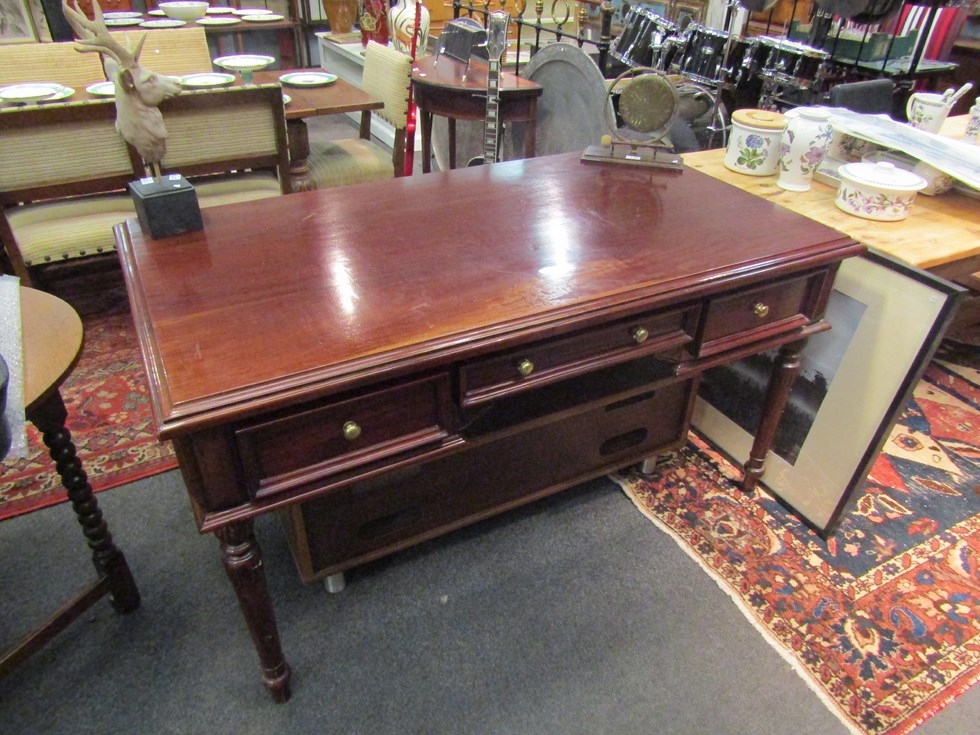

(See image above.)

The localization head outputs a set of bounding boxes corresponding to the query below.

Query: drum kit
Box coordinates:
[610,0,831,145]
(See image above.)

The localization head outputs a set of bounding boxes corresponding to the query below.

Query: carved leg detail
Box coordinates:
[30,391,141,614]
[215,520,292,703]
[743,339,806,492]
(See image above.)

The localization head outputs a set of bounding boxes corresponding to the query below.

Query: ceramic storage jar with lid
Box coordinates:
[724,109,787,176]
[835,161,927,221]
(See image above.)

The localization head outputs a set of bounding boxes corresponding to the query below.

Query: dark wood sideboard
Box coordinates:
[114,152,863,702]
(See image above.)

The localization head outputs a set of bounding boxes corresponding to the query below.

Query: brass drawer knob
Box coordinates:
[342,420,362,441]
[632,326,649,344]
[517,358,535,377]
[753,302,770,319]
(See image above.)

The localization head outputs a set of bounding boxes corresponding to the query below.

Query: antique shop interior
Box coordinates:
[1,1,979,734]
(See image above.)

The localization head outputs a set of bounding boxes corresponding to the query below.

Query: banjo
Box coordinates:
[468,11,511,167]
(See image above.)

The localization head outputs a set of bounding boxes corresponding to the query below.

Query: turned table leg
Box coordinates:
[28,390,140,614]
[215,519,291,703]
[286,119,315,193]
[742,339,806,492]
[421,109,434,174]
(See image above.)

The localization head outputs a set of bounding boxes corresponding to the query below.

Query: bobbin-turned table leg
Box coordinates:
[29,390,141,614]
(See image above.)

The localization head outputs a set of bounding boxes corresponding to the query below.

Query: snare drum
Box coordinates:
[677,23,729,85]
[611,7,679,70]
[758,37,828,89]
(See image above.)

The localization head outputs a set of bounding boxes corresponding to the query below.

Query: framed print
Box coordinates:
[692,250,966,535]
[1,0,38,44]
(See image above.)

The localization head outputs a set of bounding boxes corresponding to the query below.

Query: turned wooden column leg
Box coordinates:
[215,520,291,703]
[448,118,457,170]
[28,391,141,614]
[286,119,315,193]
[421,110,433,174]
[742,339,806,492]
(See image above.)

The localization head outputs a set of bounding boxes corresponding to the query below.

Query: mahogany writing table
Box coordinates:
[114,153,862,701]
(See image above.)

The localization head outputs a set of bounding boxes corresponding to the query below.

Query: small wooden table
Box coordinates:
[682,117,980,281]
[412,55,543,172]
[0,288,139,677]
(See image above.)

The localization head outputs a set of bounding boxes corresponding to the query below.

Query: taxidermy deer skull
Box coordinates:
[62,0,181,170]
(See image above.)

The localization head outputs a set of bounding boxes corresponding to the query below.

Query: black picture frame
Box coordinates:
[693,250,966,536]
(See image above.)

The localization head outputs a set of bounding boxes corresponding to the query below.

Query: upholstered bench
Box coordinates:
[1,86,290,286]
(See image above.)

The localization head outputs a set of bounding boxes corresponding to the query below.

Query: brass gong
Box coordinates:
[582,67,683,169]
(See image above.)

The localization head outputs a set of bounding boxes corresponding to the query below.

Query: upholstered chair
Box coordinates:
[307,41,413,188]
[0,100,135,285]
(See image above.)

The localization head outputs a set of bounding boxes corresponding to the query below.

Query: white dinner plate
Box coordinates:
[103,11,143,18]
[147,8,166,15]
[279,72,337,87]
[0,82,71,103]
[85,81,116,97]
[105,18,143,26]
[196,16,241,25]
[232,8,273,14]
[213,55,276,72]
[242,13,284,22]
[140,19,187,28]
[181,73,236,88]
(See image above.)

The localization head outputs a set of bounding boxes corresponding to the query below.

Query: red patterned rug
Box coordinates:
[614,350,980,735]
[0,272,176,522]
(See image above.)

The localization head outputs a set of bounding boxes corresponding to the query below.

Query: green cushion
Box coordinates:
[307,139,394,189]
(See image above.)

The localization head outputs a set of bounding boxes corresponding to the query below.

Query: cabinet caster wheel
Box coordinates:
[324,572,346,594]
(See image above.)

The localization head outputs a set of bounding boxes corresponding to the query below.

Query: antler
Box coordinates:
[62,0,146,67]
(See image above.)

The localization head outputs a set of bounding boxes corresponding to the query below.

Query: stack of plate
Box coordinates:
[0,83,75,104]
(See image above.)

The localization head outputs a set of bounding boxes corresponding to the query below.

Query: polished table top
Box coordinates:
[412,54,542,98]
[681,137,979,280]
[115,152,858,438]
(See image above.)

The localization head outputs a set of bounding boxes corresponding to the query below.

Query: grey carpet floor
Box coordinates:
[1,466,977,734]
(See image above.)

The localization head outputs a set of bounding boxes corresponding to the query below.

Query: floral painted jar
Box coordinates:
[835,161,926,221]
[724,109,786,176]
[776,107,834,192]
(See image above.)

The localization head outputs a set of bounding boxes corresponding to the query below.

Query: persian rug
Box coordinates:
[0,273,176,522]
[613,349,980,735]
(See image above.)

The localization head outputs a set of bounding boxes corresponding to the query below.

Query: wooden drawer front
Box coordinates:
[282,378,695,582]
[459,306,698,407]
[236,375,453,499]
[698,271,828,357]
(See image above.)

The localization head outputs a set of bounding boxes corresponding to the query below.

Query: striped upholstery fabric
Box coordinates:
[309,41,413,189]
[6,195,136,267]
[108,28,213,77]
[0,41,107,89]
[159,95,281,169]
[307,138,395,187]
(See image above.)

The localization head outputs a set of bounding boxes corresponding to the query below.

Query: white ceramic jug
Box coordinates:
[905,92,951,134]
